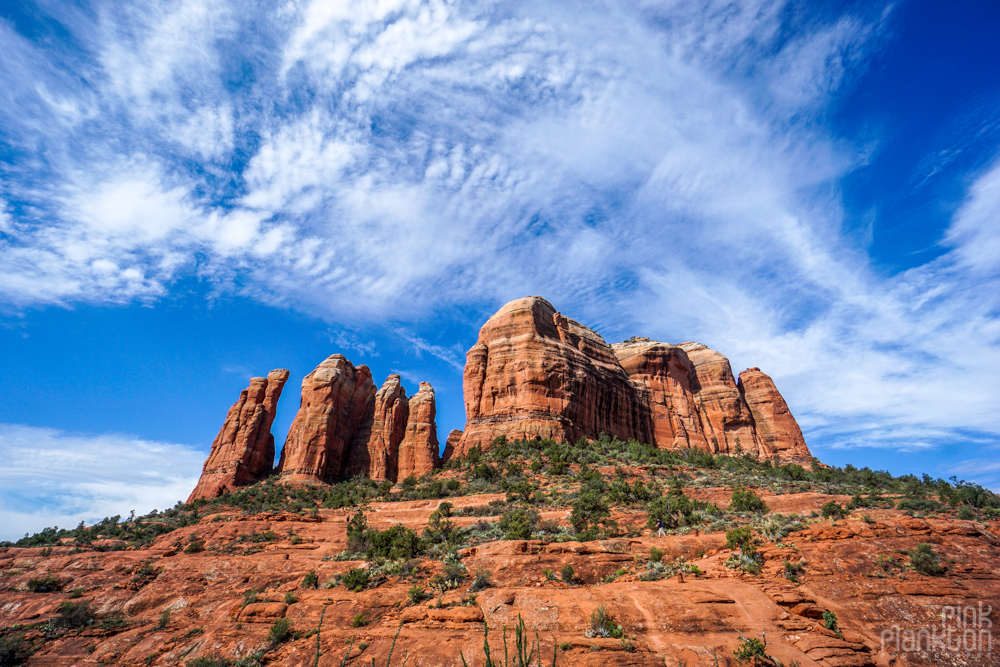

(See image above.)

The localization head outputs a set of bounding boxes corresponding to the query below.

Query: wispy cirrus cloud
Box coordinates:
[0,0,997,473]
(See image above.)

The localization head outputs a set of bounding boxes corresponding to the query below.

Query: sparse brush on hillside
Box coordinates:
[7,433,1000,550]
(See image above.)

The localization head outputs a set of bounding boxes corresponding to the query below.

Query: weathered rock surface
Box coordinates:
[457,296,651,457]
[6,482,998,667]
[612,339,707,451]
[276,355,375,483]
[678,342,761,456]
[344,375,409,481]
[738,367,811,461]
[442,429,463,464]
[397,382,439,479]
[188,369,290,501]
[457,297,811,461]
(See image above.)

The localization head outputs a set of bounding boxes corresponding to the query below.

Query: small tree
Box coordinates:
[730,487,769,514]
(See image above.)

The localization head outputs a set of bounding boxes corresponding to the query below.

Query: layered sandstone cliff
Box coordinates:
[397,382,440,480]
[276,355,376,483]
[738,367,810,461]
[457,297,651,456]
[344,375,409,481]
[456,297,812,462]
[272,357,440,484]
[188,369,290,501]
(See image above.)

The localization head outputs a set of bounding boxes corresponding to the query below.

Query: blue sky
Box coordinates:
[1,0,998,540]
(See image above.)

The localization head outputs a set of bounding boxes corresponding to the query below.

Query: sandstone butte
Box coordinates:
[455,296,813,463]
[189,296,812,500]
[5,298,1000,667]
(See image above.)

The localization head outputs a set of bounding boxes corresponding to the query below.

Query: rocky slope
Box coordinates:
[188,369,290,502]
[3,467,998,667]
[457,297,812,462]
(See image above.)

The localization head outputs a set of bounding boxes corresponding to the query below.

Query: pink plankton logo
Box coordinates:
[881,602,992,657]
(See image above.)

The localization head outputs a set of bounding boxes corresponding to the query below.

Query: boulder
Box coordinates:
[188,369,289,501]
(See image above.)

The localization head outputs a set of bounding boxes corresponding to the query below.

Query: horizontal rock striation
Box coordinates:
[456,297,812,462]
[188,369,290,502]
[456,297,651,457]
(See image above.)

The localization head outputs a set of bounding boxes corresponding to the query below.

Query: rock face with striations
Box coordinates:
[397,382,440,480]
[456,297,651,457]
[456,297,812,462]
[738,367,811,461]
[441,429,463,464]
[188,369,290,502]
[344,375,409,481]
[276,355,376,484]
[611,339,708,451]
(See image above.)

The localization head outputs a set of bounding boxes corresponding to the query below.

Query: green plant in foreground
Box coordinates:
[158,608,171,629]
[909,542,944,576]
[351,613,367,628]
[267,618,293,645]
[560,563,575,584]
[407,583,428,604]
[302,570,319,588]
[460,616,557,667]
[823,610,841,637]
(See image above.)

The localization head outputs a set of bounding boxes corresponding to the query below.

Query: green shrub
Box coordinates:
[158,609,171,629]
[26,575,61,592]
[52,600,94,629]
[67,586,85,599]
[649,547,664,563]
[470,569,492,592]
[896,498,941,512]
[821,501,847,519]
[499,508,540,540]
[909,543,944,576]
[301,570,319,589]
[957,506,975,520]
[588,604,623,638]
[725,526,756,553]
[730,487,768,514]
[284,592,297,604]
[823,610,840,635]
[342,567,371,592]
[560,563,575,584]
[351,612,368,628]
[0,632,33,667]
[407,583,428,604]
[183,540,204,554]
[267,618,293,645]
[733,636,767,664]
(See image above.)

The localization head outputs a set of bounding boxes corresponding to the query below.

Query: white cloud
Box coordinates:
[0,0,997,464]
[0,424,203,542]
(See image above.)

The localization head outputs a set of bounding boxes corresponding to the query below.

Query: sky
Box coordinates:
[0,0,998,541]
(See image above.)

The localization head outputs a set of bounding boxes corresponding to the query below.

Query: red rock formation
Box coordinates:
[612,339,708,451]
[456,297,651,457]
[456,297,811,462]
[442,429,463,464]
[738,367,811,462]
[397,382,439,479]
[188,369,290,501]
[276,355,375,483]
[678,342,762,456]
[344,375,409,481]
